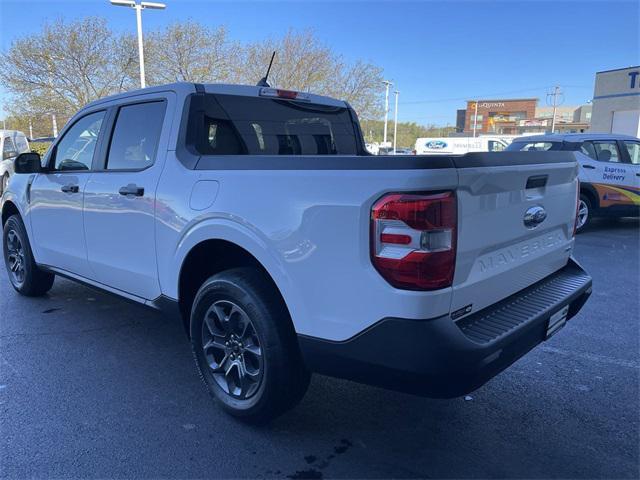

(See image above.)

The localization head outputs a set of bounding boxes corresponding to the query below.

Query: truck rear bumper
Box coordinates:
[298,257,592,398]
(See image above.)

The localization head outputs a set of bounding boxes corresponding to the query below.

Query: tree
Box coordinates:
[145,21,238,84]
[1,19,385,130]
[0,17,137,119]
[237,30,383,119]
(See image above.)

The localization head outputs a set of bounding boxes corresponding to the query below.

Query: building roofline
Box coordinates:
[596,65,640,74]
[465,98,538,103]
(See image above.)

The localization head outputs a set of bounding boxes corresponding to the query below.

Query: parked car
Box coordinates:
[506,133,640,231]
[2,83,592,422]
[0,130,30,195]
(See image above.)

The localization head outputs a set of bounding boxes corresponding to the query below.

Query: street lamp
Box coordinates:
[110,0,166,88]
[382,80,393,146]
[393,90,399,154]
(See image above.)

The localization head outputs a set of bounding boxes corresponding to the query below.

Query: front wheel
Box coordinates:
[576,194,592,233]
[190,268,310,423]
[3,215,55,296]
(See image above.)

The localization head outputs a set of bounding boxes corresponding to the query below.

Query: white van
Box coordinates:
[415,136,509,155]
[0,130,30,194]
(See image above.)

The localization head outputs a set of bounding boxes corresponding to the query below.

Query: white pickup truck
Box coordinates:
[2,83,592,422]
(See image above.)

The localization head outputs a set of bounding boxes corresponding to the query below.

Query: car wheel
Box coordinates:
[2,215,55,296]
[190,267,310,423]
[0,174,8,195]
[576,194,592,232]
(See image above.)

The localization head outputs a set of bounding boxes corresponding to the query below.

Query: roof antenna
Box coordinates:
[257,51,276,87]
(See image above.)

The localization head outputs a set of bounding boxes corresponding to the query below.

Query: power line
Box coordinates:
[399,85,591,105]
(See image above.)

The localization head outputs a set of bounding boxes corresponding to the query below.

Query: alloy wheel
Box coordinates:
[577,199,589,230]
[201,300,263,399]
[6,229,26,286]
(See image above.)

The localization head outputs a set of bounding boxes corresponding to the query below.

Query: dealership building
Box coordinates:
[590,66,640,136]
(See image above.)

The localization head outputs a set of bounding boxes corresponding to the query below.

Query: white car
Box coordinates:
[0,130,30,195]
[2,83,592,422]
[506,134,640,231]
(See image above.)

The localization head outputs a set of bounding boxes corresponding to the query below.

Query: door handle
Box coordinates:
[119,184,144,197]
[61,184,79,193]
[583,165,596,169]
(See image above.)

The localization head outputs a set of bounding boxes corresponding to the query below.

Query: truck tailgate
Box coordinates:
[450,151,579,320]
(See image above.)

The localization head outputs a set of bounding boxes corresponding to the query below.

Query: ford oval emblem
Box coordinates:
[523,205,547,229]
[425,140,447,149]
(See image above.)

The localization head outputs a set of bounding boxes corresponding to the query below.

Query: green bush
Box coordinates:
[29,142,51,157]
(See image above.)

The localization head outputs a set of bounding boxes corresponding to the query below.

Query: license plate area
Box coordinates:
[546,305,569,339]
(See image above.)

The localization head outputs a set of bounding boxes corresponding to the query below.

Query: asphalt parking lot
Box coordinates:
[1,218,638,479]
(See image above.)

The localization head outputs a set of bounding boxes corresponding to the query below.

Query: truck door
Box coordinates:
[589,141,635,208]
[83,97,171,300]
[620,139,640,197]
[29,110,106,276]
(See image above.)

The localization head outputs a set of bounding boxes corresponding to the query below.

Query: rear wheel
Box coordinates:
[576,194,592,232]
[190,267,310,423]
[2,215,55,296]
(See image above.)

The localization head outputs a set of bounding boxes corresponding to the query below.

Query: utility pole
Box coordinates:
[472,101,479,137]
[382,80,393,145]
[393,90,399,154]
[547,85,563,134]
[51,114,58,138]
[29,118,33,139]
[110,0,167,88]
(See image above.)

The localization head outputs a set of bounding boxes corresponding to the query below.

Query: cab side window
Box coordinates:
[3,137,17,160]
[53,111,105,171]
[106,101,166,170]
[592,141,621,163]
[623,141,640,165]
[579,142,597,160]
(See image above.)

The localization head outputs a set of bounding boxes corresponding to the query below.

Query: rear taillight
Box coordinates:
[573,179,580,236]
[371,191,457,291]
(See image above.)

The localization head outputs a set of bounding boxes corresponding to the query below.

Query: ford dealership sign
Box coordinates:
[425,140,448,149]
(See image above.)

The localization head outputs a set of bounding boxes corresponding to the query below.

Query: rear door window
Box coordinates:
[194,94,359,156]
[106,101,166,170]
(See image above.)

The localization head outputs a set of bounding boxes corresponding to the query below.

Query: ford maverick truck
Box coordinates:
[2,83,592,422]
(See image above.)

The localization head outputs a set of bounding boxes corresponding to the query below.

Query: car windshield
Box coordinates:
[505,141,563,152]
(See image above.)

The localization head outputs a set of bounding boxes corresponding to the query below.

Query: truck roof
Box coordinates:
[82,82,348,110]
[511,133,639,143]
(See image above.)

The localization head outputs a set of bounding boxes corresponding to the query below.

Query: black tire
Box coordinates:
[190,267,310,423]
[2,214,55,296]
[576,194,592,233]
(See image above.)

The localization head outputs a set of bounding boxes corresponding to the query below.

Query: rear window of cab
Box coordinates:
[186,94,360,156]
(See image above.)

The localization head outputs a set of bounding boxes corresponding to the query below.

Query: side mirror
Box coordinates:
[14,152,43,174]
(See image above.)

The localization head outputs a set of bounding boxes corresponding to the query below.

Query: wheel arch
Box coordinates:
[176,237,296,337]
[1,199,21,227]
[580,183,600,210]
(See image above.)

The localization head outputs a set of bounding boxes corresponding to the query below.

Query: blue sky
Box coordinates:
[1,0,638,124]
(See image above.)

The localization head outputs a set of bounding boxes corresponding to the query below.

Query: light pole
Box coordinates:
[393,90,399,154]
[472,101,479,137]
[110,0,166,88]
[382,80,393,145]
